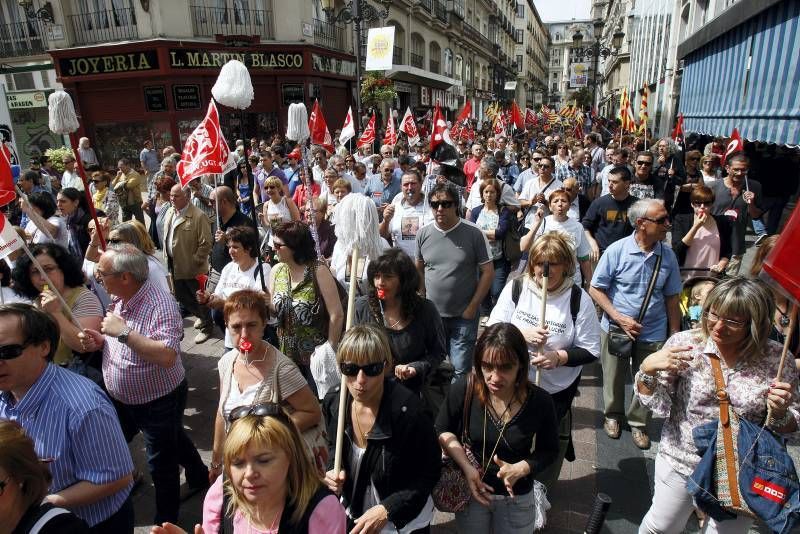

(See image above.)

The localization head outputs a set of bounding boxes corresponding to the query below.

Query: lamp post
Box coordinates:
[572,20,624,111]
[18,0,53,22]
[320,0,390,135]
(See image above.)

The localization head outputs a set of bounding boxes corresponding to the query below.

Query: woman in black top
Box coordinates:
[353,248,446,395]
[436,323,559,533]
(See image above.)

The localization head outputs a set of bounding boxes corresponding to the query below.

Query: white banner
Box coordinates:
[365,26,395,71]
[569,62,590,88]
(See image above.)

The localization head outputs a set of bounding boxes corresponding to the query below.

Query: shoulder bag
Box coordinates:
[606,245,662,359]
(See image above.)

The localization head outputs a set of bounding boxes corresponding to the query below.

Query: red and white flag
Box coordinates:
[177,100,235,187]
[308,99,334,153]
[429,103,447,153]
[382,111,397,146]
[0,142,16,207]
[339,106,355,146]
[357,113,377,149]
[398,107,419,147]
[524,107,537,127]
[510,101,524,130]
[0,211,22,261]
[450,100,472,141]
[721,127,743,167]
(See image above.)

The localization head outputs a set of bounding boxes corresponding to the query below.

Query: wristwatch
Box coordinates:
[117,326,132,345]
[637,371,658,389]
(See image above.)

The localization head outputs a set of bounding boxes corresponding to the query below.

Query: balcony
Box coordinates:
[420,0,433,11]
[434,1,448,22]
[409,51,423,68]
[393,46,403,65]
[69,7,138,46]
[190,4,274,40]
[0,19,48,58]
[312,18,345,51]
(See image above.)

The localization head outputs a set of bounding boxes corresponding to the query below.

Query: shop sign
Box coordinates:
[6,91,47,110]
[311,53,356,77]
[59,51,159,76]
[143,86,168,112]
[431,88,446,106]
[281,84,304,106]
[394,81,413,93]
[169,49,303,70]
[172,85,202,111]
[420,86,430,106]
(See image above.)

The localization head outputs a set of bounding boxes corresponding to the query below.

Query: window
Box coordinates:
[515,2,524,17]
[454,54,463,81]
[466,59,472,83]
[516,54,523,71]
[555,32,562,41]
[12,72,35,90]
[552,82,558,91]
[444,48,453,77]
[515,29,523,44]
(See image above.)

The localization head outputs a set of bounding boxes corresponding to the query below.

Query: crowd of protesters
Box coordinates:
[0,117,799,534]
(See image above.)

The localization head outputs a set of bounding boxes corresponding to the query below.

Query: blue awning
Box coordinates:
[679,0,800,145]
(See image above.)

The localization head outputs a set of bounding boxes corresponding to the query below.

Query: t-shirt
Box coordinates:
[26,216,68,248]
[535,216,591,285]
[520,177,563,226]
[465,181,520,211]
[387,199,433,258]
[210,210,252,272]
[214,261,272,347]
[487,278,601,394]
[416,220,491,317]
[363,175,402,209]
[581,194,639,252]
[710,178,763,256]
[628,176,665,202]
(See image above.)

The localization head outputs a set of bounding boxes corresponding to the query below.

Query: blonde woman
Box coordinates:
[261,175,300,251]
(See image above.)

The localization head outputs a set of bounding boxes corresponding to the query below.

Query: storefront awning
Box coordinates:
[678,0,800,145]
[385,66,457,90]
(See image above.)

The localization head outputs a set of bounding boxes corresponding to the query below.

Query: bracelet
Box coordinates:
[768,410,792,430]
[637,371,658,390]
[210,461,222,470]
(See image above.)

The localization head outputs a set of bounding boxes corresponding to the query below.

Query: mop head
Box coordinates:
[286,103,310,143]
[211,60,253,110]
[48,91,80,134]
[334,193,382,261]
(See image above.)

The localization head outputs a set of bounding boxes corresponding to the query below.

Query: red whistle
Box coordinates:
[196,274,208,292]
[377,289,386,300]
[239,339,253,353]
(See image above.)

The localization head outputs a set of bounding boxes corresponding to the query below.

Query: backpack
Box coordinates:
[511,278,582,326]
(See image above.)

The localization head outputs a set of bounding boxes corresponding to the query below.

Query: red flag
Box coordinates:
[382,111,397,146]
[671,113,684,142]
[721,127,743,167]
[524,107,537,127]
[0,211,22,260]
[308,99,334,153]
[450,100,472,141]
[493,113,505,135]
[0,143,16,207]
[356,113,376,149]
[430,103,447,153]
[510,101,524,130]
[177,101,235,187]
[763,204,800,303]
[398,107,419,147]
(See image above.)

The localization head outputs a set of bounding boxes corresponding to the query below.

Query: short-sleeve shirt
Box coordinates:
[710,178,763,256]
[416,219,492,317]
[581,194,639,252]
[214,261,272,347]
[591,234,682,342]
[465,181,520,211]
[387,198,433,258]
[535,216,591,285]
[363,175,402,208]
[139,147,160,174]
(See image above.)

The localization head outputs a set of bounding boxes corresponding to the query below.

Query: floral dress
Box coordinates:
[272,262,326,366]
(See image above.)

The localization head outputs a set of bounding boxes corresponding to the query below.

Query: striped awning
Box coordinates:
[679,1,800,145]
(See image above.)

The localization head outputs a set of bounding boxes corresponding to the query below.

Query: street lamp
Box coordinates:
[18,0,53,22]
[572,20,624,110]
[320,0,391,134]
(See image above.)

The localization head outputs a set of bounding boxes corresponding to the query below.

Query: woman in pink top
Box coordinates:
[151,404,345,534]
[670,185,731,281]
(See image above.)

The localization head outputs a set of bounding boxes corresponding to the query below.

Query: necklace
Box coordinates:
[247,504,283,533]
[777,304,790,328]
[351,403,371,445]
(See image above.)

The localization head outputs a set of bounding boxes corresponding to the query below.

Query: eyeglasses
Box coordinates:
[642,215,670,225]
[532,157,542,161]
[538,164,551,169]
[105,238,123,245]
[430,200,455,210]
[705,311,747,330]
[0,343,28,360]
[265,186,277,190]
[692,201,712,207]
[636,161,653,166]
[95,269,120,280]
[227,402,285,424]
[339,361,385,377]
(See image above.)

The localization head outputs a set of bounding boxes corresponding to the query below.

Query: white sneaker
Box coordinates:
[194,331,211,344]
[193,318,203,328]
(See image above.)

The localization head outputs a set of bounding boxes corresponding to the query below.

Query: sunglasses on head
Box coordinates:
[0,343,29,360]
[340,361,385,377]
[227,402,285,424]
[430,200,454,210]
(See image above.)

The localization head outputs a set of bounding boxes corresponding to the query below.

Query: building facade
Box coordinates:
[593,0,632,121]
[514,0,549,109]
[546,19,594,109]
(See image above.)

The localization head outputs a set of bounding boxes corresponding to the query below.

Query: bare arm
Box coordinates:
[47,475,133,509]
[284,385,322,432]
[125,329,178,368]
[415,258,426,297]
[315,264,344,348]
[463,262,494,320]
[286,198,301,221]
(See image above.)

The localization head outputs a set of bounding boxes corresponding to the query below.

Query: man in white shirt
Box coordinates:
[379,169,433,258]
[520,155,563,226]
[61,155,83,191]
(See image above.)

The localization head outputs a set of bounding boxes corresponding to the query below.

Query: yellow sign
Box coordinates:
[365,26,395,71]
[7,91,47,109]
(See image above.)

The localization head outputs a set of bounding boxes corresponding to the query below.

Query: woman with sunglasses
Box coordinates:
[0,420,89,533]
[154,404,344,534]
[554,144,570,169]
[209,289,323,485]
[670,185,731,280]
[90,171,119,227]
[636,277,799,534]
[324,324,441,534]
[261,175,300,255]
[437,323,559,532]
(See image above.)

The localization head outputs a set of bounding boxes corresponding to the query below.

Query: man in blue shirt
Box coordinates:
[364,158,401,220]
[0,304,134,531]
[589,198,682,450]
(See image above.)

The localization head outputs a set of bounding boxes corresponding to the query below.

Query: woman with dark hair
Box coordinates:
[57,187,92,257]
[671,185,731,280]
[671,149,704,215]
[269,221,343,386]
[11,243,103,367]
[20,191,67,247]
[436,323,559,532]
[236,158,253,215]
[90,171,119,226]
[353,248,446,395]
[149,175,176,248]
[0,256,29,304]
[291,167,321,221]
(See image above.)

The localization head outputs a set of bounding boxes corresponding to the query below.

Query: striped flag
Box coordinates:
[619,88,636,132]
[638,85,649,134]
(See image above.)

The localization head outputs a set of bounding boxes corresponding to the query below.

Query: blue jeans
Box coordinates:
[455,491,536,533]
[113,379,207,524]
[442,315,479,379]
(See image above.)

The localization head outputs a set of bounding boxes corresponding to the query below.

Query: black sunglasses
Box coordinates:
[532,157,542,161]
[636,160,653,166]
[106,238,123,245]
[430,200,455,210]
[643,215,670,225]
[340,361,385,377]
[0,343,28,360]
[227,402,285,423]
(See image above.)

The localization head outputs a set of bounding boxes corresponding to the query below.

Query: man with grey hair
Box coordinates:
[81,244,208,524]
[364,157,401,218]
[589,198,682,450]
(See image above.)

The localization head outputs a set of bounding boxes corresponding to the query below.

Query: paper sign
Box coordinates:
[365,26,395,71]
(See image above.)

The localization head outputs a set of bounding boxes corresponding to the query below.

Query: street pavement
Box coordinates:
[130,220,796,533]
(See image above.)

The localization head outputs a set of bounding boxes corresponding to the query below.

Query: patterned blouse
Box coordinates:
[636,329,800,476]
[272,262,326,366]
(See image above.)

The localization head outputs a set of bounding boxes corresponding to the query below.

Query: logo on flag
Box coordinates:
[398,107,419,147]
[382,111,397,146]
[357,113,377,149]
[0,142,16,207]
[430,103,447,152]
[0,211,22,260]
[340,106,356,146]
[722,127,743,166]
[177,101,235,187]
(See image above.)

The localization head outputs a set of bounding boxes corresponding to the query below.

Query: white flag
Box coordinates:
[339,106,355,146]
[398,107,419,147]
[0,211,22,261]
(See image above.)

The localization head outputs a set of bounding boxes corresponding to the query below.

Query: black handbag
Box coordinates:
[607,245,662,358]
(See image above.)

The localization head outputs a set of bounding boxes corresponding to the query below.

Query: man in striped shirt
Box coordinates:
[81,244,208,524]
[0,304,134,531]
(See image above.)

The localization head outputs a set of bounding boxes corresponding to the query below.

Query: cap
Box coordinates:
[288,147,302,160]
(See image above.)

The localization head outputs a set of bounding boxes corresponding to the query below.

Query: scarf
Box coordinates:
[92,187,106,210]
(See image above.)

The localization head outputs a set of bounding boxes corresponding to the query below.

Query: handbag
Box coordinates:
[502,209,522,264]
[432,373,480,512]
[606,246,662,359]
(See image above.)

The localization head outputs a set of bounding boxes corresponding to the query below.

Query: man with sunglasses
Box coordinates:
[519,156,563,227]
[416,182,494,379]
[0,304,135,531]
[513,149,544,195]
[629,152,665,202]
[590,198,682,450]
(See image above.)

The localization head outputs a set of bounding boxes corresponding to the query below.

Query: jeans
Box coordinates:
[601,333,663,428]
[113,379,208,524]
[640,454,753,534]
[751,216,767,237]
[482,258,510,315]
[442,315,479,379]
[455,491,536,534]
